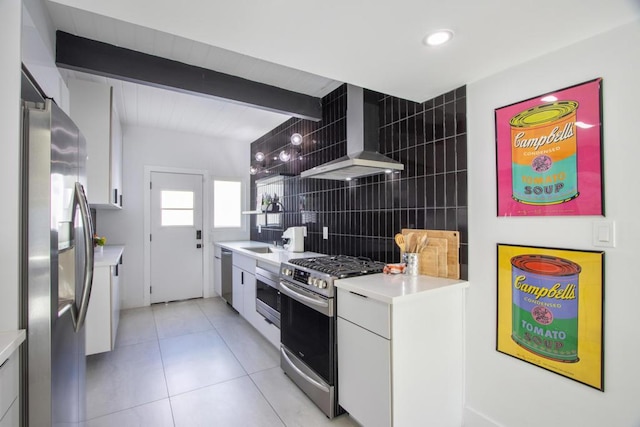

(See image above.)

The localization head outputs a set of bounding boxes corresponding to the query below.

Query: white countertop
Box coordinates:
[335,273,469,304]
[215,241,324,268]
[0,330,25,366]
[94,245,124,267]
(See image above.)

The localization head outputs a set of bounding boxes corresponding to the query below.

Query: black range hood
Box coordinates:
[300,85,404,180]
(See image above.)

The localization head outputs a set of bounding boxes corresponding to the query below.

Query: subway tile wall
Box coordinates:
[249,84,468,279]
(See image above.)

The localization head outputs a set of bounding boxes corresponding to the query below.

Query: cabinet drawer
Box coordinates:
[232,252,255,272]
[337,288,390,339]
[0,354,18,421]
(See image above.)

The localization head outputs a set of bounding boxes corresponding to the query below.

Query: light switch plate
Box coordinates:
[592,220,615,247]
[323,226,328,240]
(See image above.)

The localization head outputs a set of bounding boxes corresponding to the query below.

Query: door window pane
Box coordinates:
[161,191,194,209]
[161,210,194,226]
[161,190,194,226]
[214,180,242,228]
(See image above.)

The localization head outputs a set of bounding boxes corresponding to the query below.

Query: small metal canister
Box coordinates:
[402,253,419,276]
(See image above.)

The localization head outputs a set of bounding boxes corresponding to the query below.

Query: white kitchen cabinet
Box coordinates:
[0,330,23,427]
[231,252,256,316]
[0,399,17,427]
[229,252,280,347]
[0,354,18,427]
[86,252,123,355]
[68,79,123,209]
[337,278,465,427]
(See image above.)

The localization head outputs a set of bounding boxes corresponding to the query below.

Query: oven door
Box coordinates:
[279,280,334,384]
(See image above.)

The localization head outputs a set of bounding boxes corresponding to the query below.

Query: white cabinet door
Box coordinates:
[242,270,256,317]
[86,257,122,355]
[111,107,123,207]
[68,79,122,209]
[111,261,121,349]
[0,399,17,427]
[0,354,18,423]
[86,266,111,355]
[338,317,391,427]
[231,265,244,314]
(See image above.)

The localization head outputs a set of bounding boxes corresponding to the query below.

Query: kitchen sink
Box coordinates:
[242,246,274,254]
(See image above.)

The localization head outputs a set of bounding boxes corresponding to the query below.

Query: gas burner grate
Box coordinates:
[288,255,386,278]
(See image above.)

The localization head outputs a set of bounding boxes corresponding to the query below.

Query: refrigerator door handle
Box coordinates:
[72,182,95,332]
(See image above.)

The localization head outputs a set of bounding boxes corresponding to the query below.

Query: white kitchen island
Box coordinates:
[335,273,469,427]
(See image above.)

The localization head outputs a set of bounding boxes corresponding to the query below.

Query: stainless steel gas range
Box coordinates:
[278,255,386,418]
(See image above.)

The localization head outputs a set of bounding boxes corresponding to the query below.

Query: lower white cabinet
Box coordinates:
[86,254,122,355]
[338,317,391,427]
[231,265,255,316]
[0,400,17,427]
[337,285,464,427]
[228,250,280,348]
[231,252,257,316]
[0,354,18,427]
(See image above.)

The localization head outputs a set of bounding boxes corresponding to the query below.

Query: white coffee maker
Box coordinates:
[282,227,305,252]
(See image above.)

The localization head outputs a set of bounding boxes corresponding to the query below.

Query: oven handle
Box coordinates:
[280,346,330,393]
[279,280,333,316]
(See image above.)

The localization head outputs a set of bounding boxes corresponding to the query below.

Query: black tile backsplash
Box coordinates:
[249,84,468,279]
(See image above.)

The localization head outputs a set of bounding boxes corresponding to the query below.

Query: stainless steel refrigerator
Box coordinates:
[20,69,95,426]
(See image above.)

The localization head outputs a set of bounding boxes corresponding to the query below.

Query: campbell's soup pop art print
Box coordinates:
[497,245,604,390]
[511,255,581,362]
[510,101,579,205]
[495,78,603,217]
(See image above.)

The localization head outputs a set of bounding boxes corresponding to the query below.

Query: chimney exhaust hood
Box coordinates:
[300,85,404,180]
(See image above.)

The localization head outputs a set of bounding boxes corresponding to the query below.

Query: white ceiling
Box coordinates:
[45,0,640,144]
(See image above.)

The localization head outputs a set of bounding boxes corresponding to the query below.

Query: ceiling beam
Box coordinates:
[55,31,322,121]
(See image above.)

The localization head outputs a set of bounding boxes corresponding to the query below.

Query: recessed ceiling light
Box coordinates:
[424,29,454,47]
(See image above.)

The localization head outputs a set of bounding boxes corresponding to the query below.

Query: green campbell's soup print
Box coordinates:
[511,255,581,362]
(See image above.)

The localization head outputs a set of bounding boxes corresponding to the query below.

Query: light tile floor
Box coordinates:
[85,297,360,427]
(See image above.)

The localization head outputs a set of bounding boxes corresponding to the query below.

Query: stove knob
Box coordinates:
[318,280,327,289]
[283,268,292,276]
[308,277,314,285]
[311,278,319,287]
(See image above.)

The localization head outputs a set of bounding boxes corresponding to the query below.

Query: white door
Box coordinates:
[150,172,203,303]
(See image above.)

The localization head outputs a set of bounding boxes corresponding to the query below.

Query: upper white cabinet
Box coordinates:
[68,79,123,209]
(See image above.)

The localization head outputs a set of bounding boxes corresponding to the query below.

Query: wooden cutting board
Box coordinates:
[402,229,460,279]
[426,237,448,277]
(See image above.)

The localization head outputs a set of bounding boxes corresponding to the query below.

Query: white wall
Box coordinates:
[465,21,640,427]
[22,0,70,112]
[0,0,23,332]
[97,125,250,309]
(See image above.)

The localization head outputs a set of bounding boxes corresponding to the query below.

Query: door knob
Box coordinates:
[196,244,202,249]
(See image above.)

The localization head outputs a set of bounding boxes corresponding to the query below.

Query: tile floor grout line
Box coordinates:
[247,371,288,427]
[83,397,171,423]
[153,304,178,427]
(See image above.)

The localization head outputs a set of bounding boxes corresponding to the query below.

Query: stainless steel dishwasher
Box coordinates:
[220,248,233,305]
